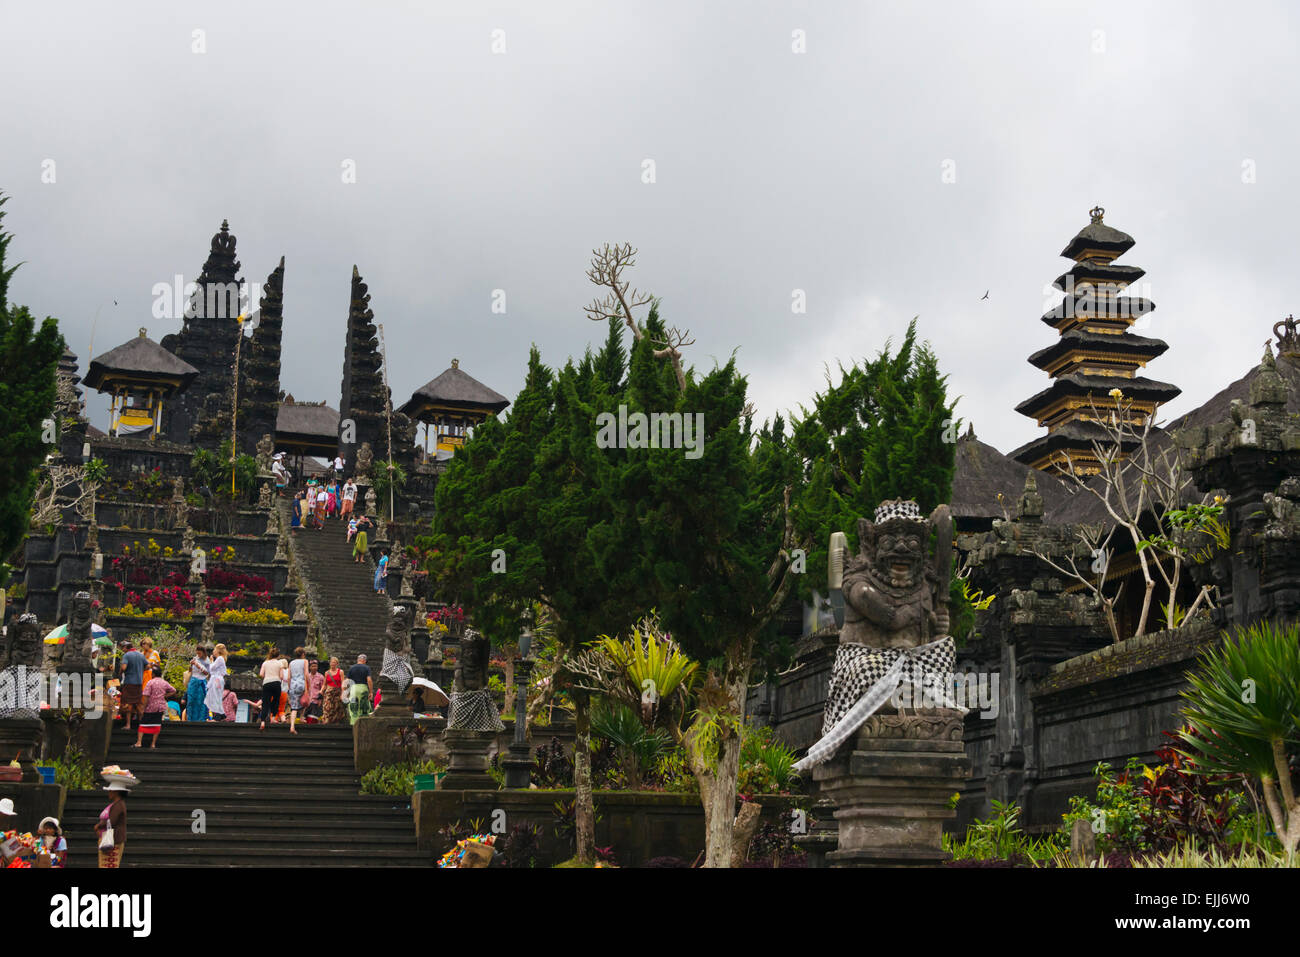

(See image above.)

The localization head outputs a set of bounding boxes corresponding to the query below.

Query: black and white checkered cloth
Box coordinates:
[0,666,41,720]
[792,636,956,773]
[446,689,505,732]
[380,648,414,694]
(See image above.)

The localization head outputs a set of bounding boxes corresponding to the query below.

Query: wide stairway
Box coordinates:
[282,500,392,667]
[61,721,430,867]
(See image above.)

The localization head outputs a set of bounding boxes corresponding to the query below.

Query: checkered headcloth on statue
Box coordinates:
[873,499,923,524]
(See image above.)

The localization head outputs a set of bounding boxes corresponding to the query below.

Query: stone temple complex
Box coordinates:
[6,208,1300,867]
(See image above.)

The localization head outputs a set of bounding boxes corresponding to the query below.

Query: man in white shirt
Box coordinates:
[340,478,358,519]
[332,454,345,479]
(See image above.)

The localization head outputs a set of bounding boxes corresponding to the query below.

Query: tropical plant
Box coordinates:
[1059,758,1148,854]
[945,800,1064,863]
[590,699,671,789]
[738,725,799,795]
[43,747,96,791]
[360,759,444,796]
[1177,621,1300,854]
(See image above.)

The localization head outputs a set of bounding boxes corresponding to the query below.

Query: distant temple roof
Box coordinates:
[84,329,199,393]
[951,431,1075,527]
[276,399,339,457]
[399,359,510,421]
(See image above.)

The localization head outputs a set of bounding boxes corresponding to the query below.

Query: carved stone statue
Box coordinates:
[0,612,42,672]
[445,627,503,733]
[182,524,196,558]
[795,499,955,772]
[456,628,490,693]
[385,603,413,656]
[255,433,275,474]
[356,442,374,482]
[61,591,96,672]
[798,500,968,867]
[0,614,43,721]
[171,474,186,505]
[364,486,377,518]
[839,499,952,650]
[378,603,415,697]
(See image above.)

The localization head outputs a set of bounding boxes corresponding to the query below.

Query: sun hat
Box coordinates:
[38,816,59,831]
[0,798,15,816]
[104,782,132,792]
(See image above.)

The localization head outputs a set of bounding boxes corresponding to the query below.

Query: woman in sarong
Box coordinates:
[204,644,228,719]
[134,674,175,748]
[322,657,345,723]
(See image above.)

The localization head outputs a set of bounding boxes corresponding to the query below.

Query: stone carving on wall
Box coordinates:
[0,612,42,673]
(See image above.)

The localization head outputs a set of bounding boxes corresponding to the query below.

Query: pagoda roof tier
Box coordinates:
[1015,373,1181,421]
[1009,420,1144,470]
[1060,220,1136,261]
[1028,330,1170,371]
[1052,261,1145,292]
[1040,295,1155,328]
[85,329,199,393]
[398,360,510,421]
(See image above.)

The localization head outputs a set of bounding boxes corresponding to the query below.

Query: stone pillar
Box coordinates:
[813,709,969,867]
[502,657,534,788]
[438,729,497,790]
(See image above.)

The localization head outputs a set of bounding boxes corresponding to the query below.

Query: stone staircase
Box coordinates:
[282,501,393,668]
[61,721,429,867]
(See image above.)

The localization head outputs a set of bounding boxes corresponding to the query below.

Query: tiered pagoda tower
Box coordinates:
[161,220,245,449]
[1010,207,1180,474]
[238,256,286,453]
[338,266,392,475]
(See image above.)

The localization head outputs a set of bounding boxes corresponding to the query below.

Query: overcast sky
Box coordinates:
[2,1,1296,455]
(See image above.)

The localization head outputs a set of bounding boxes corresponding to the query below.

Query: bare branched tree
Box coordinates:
[31,464,97,527]
[584,243,654,343]
[650,326,696,392]
[1028,392,1226,641]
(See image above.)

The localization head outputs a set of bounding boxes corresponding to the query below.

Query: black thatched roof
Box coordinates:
[399,362,510,419]
[1028,330,1169,371]
[951,432,1075,523]
[84,330,199,392]
[276,401,339,441]
[1060,220,1136,261]
[1015,373,1182,420]
[1165,350,1300,431]
[1052,261,1145,292]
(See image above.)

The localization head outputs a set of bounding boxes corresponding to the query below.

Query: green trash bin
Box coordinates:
[413,772,446,792]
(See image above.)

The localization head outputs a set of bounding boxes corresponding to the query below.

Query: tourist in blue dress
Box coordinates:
[290,491,303,530]
[374,549,389,594]
[186,647,210,721]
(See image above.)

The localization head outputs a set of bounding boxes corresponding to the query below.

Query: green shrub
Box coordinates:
[360,759,444,796]
[738,725,798,794]
[945,799,1064,863]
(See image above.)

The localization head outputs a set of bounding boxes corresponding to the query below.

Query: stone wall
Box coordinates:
[412,788,802,867]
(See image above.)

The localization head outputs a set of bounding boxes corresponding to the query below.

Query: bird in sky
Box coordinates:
[980,290,989,300]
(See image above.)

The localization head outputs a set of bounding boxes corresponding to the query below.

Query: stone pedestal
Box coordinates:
[437,729,496,790]
[813,708,968,867]
[0,717,45,783]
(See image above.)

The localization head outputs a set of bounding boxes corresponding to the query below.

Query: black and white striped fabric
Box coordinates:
[792,636,956,773]
[380,648,414,694]
[446,689,505,732]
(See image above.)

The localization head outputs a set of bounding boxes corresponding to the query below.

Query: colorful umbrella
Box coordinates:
[43,623,110,645]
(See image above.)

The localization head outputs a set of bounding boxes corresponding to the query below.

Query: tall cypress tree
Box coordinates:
[0,193,66,575]
[792,318,959,599]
